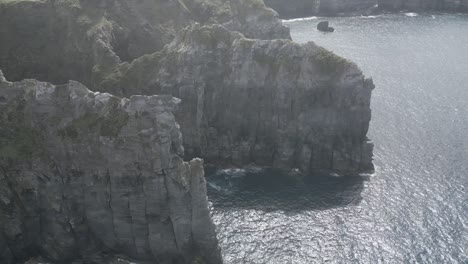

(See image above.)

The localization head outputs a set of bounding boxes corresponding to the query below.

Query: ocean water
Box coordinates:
[207,13,468,263]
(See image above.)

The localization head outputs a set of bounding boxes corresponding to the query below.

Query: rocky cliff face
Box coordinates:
[264,0,468,18]
[0,0,375,262]
[0,0,374,175]
[99,24,374,175]
[0,72,221,264]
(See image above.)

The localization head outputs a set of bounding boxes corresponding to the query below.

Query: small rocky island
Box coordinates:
[0,0,374,263]
[317,21,335,32]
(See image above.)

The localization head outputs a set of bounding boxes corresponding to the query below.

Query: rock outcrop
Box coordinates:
[263,0,468,18]
[99,24,374,175]
[0,74,221,264]
[317,21,335,32]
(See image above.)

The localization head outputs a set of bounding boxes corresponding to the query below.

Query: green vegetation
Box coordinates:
[245,0,265,8]
[253,47,297,72]
[57,113,100,140]
[192,256,207,264]
[311,47,350,75]
[0,126,43,160]
[0,99,43,160]
[58,97,129,140]
[100,52,162,95]
[100,98,129,137]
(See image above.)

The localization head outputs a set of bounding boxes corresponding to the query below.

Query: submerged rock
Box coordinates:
[0,74,221,264]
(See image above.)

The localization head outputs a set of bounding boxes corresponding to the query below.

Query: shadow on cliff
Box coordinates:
[206,167,368,212]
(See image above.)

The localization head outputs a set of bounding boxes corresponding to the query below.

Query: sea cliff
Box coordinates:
[0,73,221,264]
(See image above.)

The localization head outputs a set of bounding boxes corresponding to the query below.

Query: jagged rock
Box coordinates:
[317,21,334,32]
[99,24,374,175]
[0,74,221,264]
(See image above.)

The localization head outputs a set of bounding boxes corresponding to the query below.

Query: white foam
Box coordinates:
[360,15,378,19]
[282,16,318,23]
[405,12,419,17]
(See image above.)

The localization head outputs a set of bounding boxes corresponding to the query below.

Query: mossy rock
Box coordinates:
[311,47,350,76]
[58,98,129,140]
[0,99,44,160]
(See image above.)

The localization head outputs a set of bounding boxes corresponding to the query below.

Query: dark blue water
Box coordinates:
[208,13,468,263]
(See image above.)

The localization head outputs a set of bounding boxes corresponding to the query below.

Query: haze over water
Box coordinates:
[208,14,468,263]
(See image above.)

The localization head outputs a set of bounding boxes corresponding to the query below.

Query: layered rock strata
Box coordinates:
[0,73,221,264]
[264,0,468,18]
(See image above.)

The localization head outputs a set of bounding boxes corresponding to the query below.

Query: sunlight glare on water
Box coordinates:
[208,13,468,264]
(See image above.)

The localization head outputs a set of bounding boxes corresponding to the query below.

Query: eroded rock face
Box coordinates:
[263,0,468,18]
[100,25,374,175]
[0,74,221,264]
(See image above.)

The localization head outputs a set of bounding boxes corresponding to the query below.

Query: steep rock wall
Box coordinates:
[100,25,375,175]
[0,72,221,264]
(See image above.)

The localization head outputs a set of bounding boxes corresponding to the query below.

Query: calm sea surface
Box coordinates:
[207,13,468,264]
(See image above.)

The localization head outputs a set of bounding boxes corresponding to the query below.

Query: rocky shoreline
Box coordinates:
[0,0,374,263]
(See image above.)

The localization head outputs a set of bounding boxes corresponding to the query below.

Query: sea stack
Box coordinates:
[317,21,335,32]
